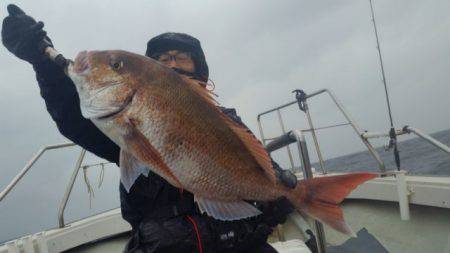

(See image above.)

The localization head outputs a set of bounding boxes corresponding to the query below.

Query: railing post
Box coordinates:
[289,130,327,253]
[58,149,86,228]
[276,109,296,170]
[395,171,410,220]
[293,90,327,174]
[257,115,268,146]
[266,131,327,253]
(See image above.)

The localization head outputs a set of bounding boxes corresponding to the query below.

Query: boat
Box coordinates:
[1,86,449,252]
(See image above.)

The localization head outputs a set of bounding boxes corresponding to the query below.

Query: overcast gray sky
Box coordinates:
[0,0,450,242]
[1,0,450,186]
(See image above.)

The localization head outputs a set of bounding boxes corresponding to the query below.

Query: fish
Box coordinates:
[67,50,377,236]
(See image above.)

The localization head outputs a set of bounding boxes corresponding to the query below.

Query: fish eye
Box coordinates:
[111,61,123,70]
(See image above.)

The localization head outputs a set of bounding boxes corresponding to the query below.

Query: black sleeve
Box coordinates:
[33,59,120,164]
[219,106,246,127]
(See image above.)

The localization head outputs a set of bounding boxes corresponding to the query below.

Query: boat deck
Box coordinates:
[2,173,450,252]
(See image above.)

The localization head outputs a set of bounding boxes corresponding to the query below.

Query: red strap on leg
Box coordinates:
[186,215,203,253]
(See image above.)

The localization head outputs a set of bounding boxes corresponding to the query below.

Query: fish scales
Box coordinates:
[68,50,377,235]
[130,80,278,200]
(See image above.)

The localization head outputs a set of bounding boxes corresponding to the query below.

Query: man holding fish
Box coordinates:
[3,4,376,253]
[2,4,302,253]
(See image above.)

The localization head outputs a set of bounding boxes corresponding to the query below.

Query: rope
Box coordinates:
[82,166,94,209]
[81,162,109,208]
[98,163,105,188]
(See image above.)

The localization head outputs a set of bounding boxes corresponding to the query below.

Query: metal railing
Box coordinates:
[362,126,450,155]
[258,89,450,176]
[58,149,86,228]
[257,89,450,252]
[257,89,386,173]
[0,143,104,228]
[265,130,327,253]
[0,143,76,202]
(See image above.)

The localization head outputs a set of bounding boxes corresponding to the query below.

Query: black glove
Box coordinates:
[2,4,52,64]
[273,161,297,189]
[257,197,295,227]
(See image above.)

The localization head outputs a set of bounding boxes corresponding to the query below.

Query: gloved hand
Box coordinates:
[257,197,295,227]
[273,161,297,189]
[2,4,53,64]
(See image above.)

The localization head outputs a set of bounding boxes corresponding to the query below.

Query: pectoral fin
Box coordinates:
[194,196,262,220]
[119,150,150,192]
[122,117,183,190]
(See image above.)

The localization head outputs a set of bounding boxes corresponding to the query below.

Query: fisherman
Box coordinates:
[2,4,298,253]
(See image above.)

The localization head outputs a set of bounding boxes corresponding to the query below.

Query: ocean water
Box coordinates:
[0,129,449,244]
[314,128,450,176]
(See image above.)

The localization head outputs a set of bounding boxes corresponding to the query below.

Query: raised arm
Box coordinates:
[2,4,120,164]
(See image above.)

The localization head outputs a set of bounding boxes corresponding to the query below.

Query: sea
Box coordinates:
[313,128,450,176]
[1,129,449,244]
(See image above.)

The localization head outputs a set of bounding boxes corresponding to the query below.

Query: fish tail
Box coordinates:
[287,172,377,236]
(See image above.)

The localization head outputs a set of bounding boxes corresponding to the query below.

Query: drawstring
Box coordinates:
[186,215,203,253]
[206,78,216,92]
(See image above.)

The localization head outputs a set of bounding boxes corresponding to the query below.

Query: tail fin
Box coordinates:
[288,173,377,236]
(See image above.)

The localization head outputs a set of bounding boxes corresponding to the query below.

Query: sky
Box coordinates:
[0,0,449,241]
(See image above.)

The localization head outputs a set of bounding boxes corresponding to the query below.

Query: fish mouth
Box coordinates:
[96,91,135,120]
[74,51,91,75]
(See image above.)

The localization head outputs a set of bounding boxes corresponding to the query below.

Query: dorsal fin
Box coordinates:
[181,76,219,106]
[222,116,277,182]
[182,76,277,183]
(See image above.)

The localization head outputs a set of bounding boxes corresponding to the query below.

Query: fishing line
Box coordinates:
[369,0,401,170]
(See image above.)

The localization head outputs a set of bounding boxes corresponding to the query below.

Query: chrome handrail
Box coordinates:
[257,89,386,173]
[361,126,450,154]
[0,142,98,228]
[258,88,450,175]
[0,143,77,202]
[265,130,327,253]
[403,126,450,154]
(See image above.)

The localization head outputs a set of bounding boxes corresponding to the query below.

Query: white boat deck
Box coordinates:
[2,173,450,252]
